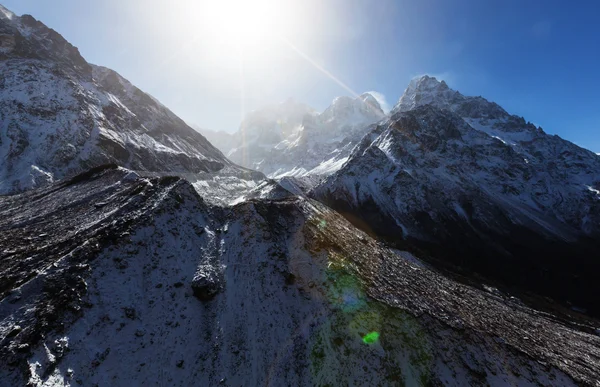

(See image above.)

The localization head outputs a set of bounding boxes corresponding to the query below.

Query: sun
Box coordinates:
[187,0,298,53]
[205,0,280,46]
[165,0,322,98]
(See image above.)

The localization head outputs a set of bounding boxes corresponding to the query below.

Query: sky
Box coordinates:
[2,0,600,152]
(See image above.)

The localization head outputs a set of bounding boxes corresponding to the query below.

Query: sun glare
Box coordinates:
[189,0,299,53]
[207,0,278,46]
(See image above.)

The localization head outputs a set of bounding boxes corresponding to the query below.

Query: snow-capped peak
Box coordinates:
[392,75,456,113]
[321,93,384,123]
[359,92,386,117]
[358,92,382,108]
[220,92,387,178]
[391,74,511,126]
[407,75,448,92]
[0,5,242,194]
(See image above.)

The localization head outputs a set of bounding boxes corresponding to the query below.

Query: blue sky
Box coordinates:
[2,0,599,152]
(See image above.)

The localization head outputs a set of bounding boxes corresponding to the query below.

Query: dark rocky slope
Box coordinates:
[0,166,599,386]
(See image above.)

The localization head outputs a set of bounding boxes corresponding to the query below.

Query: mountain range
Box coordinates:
[198,93,385,178]
[1,4,599,386]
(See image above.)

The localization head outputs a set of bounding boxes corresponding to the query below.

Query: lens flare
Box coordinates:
[318,220,327,230]
[362,331,380,344]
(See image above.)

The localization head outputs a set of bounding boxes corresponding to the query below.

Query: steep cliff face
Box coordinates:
[312,77,600,315]
[0,167,598,386]
[0,6,235,195]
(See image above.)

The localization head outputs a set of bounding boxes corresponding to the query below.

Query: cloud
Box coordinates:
[365,91,391,113]
[531,21,552,39]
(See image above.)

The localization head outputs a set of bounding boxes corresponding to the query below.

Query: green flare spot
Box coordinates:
[318,220,327,230]
[362,331,380,344]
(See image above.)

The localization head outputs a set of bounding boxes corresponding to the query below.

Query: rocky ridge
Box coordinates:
[0,166,599,386]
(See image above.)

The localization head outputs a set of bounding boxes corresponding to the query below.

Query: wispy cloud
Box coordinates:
[366,91,391,113]
[531,20,552,39]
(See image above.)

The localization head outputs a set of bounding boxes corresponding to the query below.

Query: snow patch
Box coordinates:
[587,185,600,197]
[0,5,15,20]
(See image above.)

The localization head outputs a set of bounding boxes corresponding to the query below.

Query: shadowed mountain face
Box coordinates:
[0,6,235,195]
[1,165,599,386]
[312,77,600,316]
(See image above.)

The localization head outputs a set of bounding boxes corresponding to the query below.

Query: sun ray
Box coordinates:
[280,37,360,99]
[238,49,248,166]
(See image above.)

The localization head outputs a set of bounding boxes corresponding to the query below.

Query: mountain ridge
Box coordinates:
[0,6,244,195]
[204,92,385,179]
[312,75,600,315]
[1,165,599,386]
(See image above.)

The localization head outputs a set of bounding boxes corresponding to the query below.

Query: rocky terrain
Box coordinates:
[1,165,600,386]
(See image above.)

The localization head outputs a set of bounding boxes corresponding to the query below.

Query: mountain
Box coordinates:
[223,94,385,178]
[190,125,235,156]
[212,97,315,159]
[312,75,600,315]
[1,165,599,386]
[0,5,239,195]
[1,4,600,386]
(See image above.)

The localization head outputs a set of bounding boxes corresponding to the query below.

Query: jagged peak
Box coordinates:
[320,93,384,122]
[392,74,510,121]
[405,75,450,94]
[330,95,354,106]
[327,93,384,115]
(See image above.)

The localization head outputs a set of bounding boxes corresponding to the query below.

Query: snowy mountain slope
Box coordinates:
[220,98,316,159]
[222,94,385,178]
[313,77,600,315]
[0,6,238,195]
[1,166,599,386]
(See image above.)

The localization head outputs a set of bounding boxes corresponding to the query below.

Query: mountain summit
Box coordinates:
[393,75,452,112]
[313,75,600,315]
[393,75,509,119]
